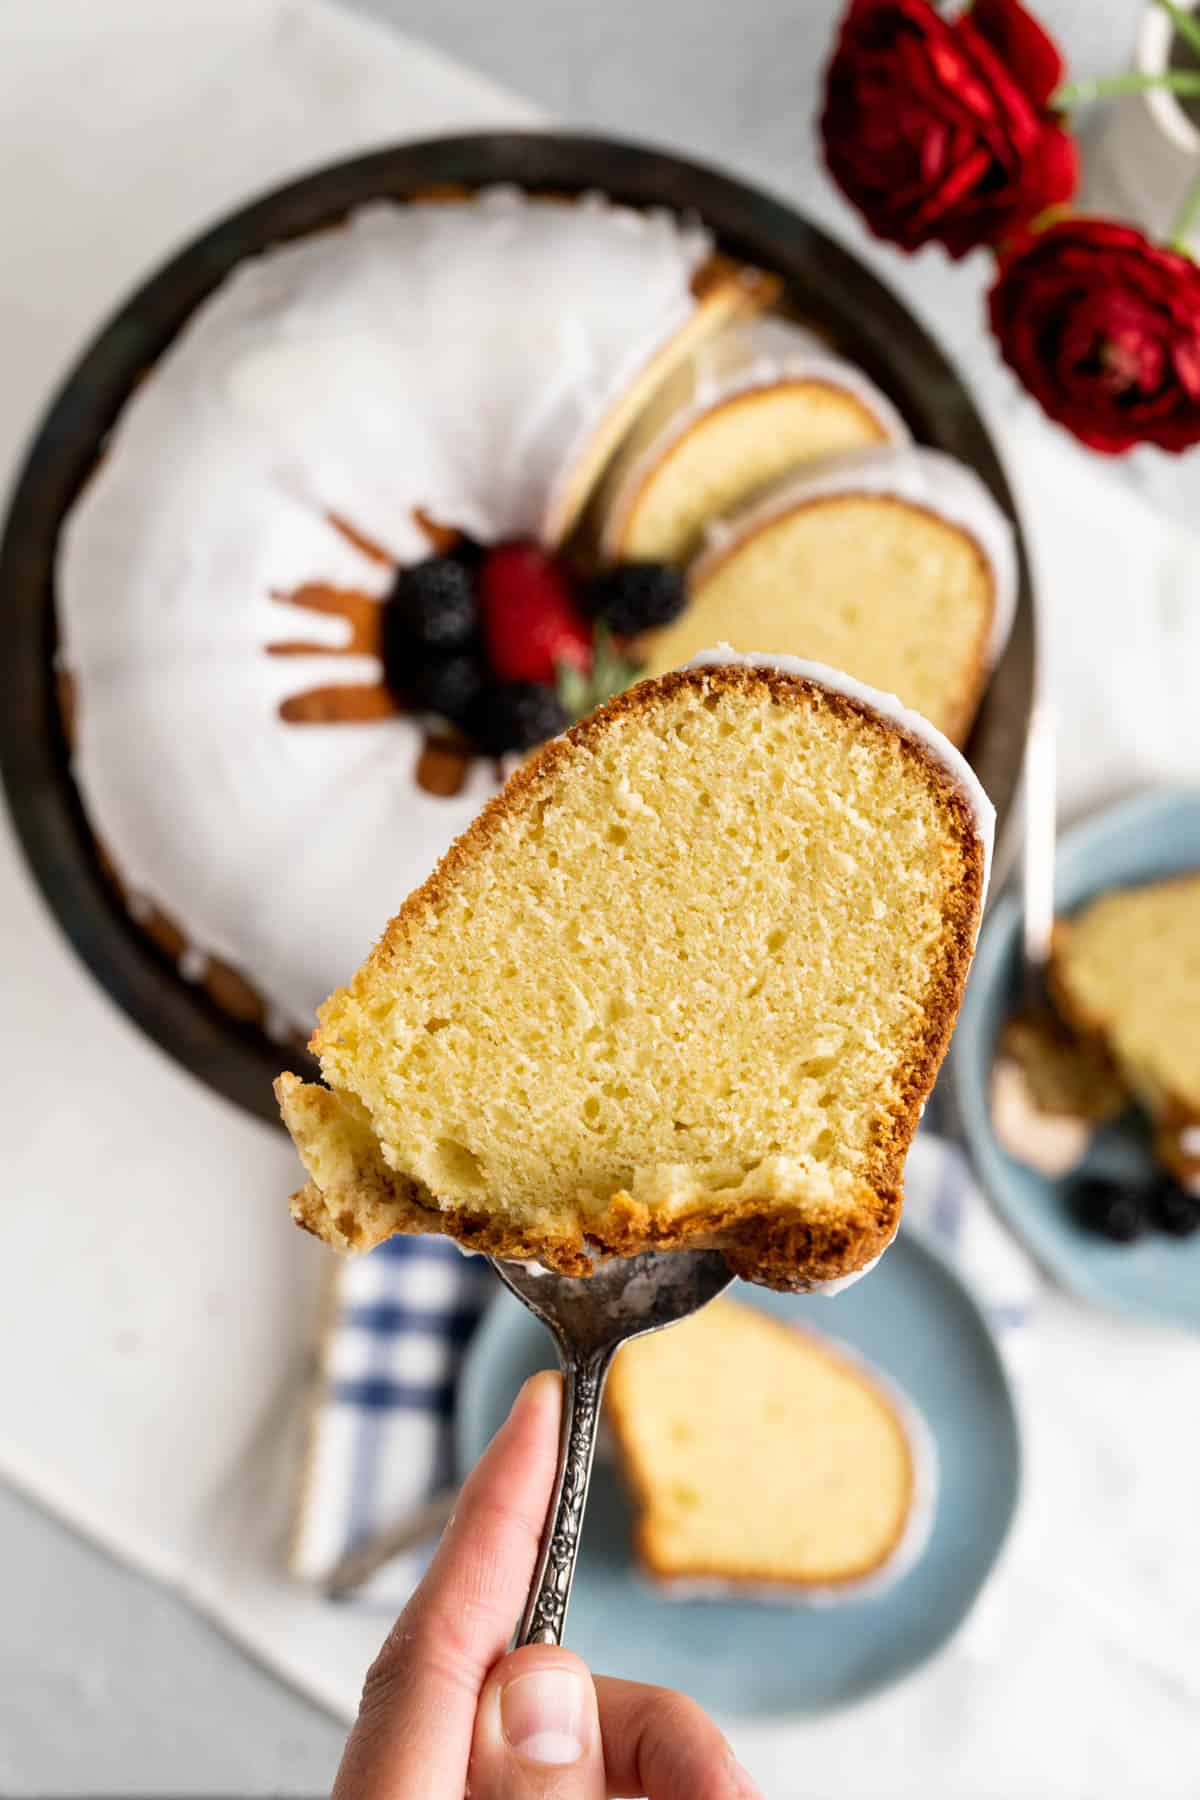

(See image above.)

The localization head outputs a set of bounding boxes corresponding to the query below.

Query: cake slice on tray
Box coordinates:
[592,316,908,565]
[606,1297,935,1597]
[637,447,1016,747]
[277,649,992,1292]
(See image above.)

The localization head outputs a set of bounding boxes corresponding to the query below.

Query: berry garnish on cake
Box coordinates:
[476,680,570,754]
[389,556,479,649]
[587,562,689,638]
[382,541,648,757]
[479,542,592,683]
[409,654,487,729]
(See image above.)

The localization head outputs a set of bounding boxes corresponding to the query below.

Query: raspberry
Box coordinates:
[479,543,592,684]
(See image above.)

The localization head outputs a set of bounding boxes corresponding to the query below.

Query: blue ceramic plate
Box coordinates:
[952,788,1200,1331]
[457,1231,1020,1719]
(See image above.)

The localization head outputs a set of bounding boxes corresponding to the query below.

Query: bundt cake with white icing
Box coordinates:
[56,190,771,1036]
[57,183,1013,1060]
[593,315,908,564]
[276,652,992,1291]
[641,447,1016,746]
[607,1298,935,1596]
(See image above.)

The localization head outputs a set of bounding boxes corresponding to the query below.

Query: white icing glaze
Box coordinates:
[59,191,712,1032]
[601,315,910,554]
[689,316,911,442]
[686,645,996,895]
[692,444,1018,671]
[647,1320,938,1607]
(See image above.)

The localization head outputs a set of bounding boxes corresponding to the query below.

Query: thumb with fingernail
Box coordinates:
[468,1645,605,1800]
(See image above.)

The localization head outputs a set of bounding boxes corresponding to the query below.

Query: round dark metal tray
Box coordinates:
[0,131,1036,1125]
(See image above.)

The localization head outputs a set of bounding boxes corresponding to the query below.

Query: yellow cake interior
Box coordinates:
[546,260,777,546]
[598,372,890,565]
[607,1298,917,1587]
[277,664,984,1287]
[1051,874,1200,1141]
[642,495,993,745]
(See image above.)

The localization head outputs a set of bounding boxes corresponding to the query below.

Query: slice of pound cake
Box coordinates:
[607,1298,934,1595]
[640,447,1016,746]
[1050,874,1200,1190]
[277,649,992,1291]
[594,317,908,566]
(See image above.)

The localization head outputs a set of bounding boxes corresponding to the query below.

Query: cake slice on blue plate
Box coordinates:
[607,1297,934,1596]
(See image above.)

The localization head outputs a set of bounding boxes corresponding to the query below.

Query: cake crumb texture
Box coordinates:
[278,661,986,1289]
[650,495,993,744]
[603,377,890,564]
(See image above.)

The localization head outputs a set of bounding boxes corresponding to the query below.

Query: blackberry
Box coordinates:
[1148,1177,1200,1238]
[1071,1176,1148,1244]
[588,562,688,638]
[410,653,486,725]
[474,681,569,755]
[446,535,485,573]
[389,556,478,650]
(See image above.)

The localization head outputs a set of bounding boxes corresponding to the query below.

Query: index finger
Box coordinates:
[593,1675,761,1799]
[334,1370,562,1800]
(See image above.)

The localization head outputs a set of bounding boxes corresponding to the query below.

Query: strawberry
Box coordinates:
[479,542,592,685]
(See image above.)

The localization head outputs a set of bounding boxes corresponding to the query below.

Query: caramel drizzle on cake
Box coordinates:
[325,511,395,565]
[269,583,383,660]
[267,510,473,795]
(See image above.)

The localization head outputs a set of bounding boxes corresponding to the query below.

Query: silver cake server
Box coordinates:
[493,1248,734,1646]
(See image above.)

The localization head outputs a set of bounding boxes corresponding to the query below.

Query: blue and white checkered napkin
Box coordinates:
[289,1129,1037,1606]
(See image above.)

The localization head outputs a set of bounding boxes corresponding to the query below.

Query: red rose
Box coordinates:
[989,219,1200,453]
[821,0,1077,259]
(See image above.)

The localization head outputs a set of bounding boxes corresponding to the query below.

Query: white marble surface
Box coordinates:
[1,0,1198,1793]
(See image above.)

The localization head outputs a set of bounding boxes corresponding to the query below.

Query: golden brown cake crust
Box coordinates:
[283,663,985,1290]
[605,1305,916,1588]
[278,1067,898,1286]
[690,493,994,747]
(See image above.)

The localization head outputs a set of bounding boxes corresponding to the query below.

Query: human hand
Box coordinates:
[332,1370,762,1798]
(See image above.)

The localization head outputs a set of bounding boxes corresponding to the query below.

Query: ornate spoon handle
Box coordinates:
[516,1343,615,1647]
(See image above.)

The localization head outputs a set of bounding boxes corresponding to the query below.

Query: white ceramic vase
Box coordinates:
[1083,2,1200,245]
